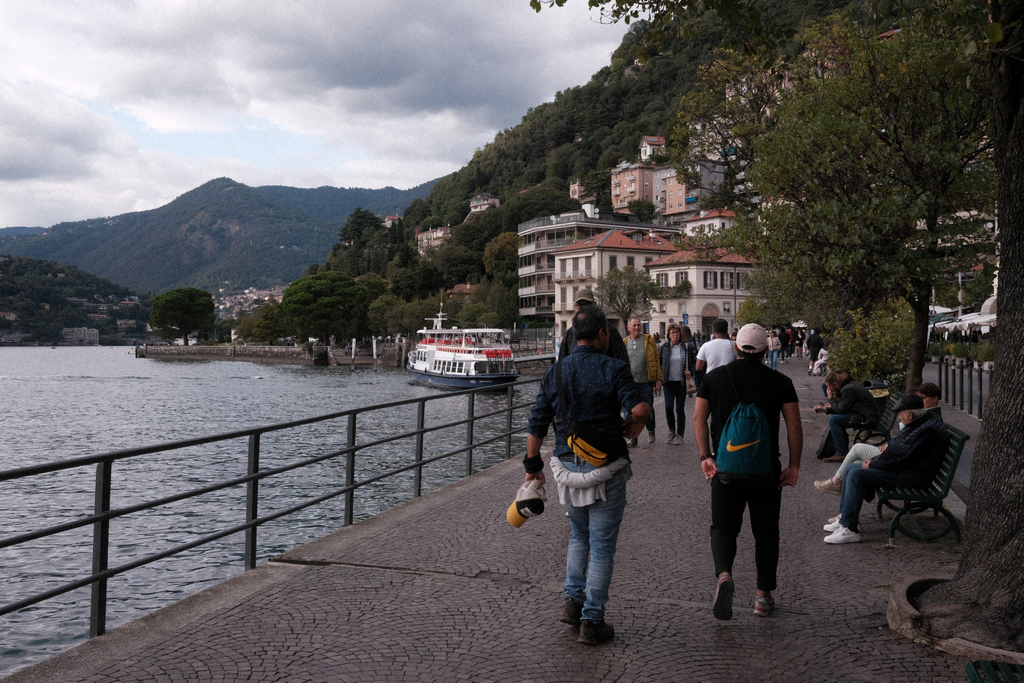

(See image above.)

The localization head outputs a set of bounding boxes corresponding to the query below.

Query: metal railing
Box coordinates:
[937,356,990,420]
[0,377,540,639]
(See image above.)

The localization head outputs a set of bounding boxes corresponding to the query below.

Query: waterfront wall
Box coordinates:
[136,345,317,364]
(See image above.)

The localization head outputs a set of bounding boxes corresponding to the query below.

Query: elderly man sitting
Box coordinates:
[822,394,950,544]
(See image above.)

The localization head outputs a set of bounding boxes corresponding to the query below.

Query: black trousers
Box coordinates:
[710,475,782,592]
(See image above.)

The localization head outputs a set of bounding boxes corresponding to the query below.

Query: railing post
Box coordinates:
[414,400,425,498]
[943,357,949,403]
[244,433,260,571]
[958,363,965,409]
[968,365,974,416]
[90,460,112,638]
[978,366,985,421]
[344,413,356,527]
[950,362,957,408]
[505,384,514,460]
[465,392,476,478]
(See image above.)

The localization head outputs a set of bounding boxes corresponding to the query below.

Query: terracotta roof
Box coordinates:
[645,248,753,268]
[684,209,737,222]
[642,136,666,146]
[555,230,677,254]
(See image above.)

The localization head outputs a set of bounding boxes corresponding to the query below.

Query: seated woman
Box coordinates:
[812,370,880,463]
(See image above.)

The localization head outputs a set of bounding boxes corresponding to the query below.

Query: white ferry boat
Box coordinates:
[407,307,520,388]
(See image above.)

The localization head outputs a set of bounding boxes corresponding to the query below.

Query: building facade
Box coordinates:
[517,211,680,323]
[645,249,754,339]
[552,229,677,333]
[610,161,656,212]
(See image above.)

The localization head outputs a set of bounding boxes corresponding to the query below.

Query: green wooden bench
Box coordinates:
[853,389,903,446]
[966,660,1024,682]
[875,424,969,545]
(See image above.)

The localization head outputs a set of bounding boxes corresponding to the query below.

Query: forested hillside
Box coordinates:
[255,178,439,223]
[0,255,151,344]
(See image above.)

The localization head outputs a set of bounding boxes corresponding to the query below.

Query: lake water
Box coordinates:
[0,347,533,676]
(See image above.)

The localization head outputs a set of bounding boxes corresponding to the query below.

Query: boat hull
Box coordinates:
[408,367,519,389]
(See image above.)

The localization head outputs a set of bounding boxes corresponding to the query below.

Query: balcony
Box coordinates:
[554,269,592,282]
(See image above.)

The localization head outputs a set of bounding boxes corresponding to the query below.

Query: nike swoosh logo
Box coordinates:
[726,440,760,451]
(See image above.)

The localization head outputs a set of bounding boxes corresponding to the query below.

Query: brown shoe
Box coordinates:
[814,478,841,494]
[821,455,845,463]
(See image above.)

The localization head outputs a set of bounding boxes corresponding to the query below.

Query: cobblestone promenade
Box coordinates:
[8,361,977,683]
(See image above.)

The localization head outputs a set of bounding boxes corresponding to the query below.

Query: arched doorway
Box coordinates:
[701,303,720,339]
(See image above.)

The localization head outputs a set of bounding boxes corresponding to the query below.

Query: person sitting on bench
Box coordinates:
[814,383,942,493]
[822,394,950,544]
[813,370,880,462]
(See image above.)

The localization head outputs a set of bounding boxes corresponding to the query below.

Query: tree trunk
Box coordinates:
[914,0,1024,651]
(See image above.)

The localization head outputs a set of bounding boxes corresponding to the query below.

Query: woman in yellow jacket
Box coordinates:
[625,317,662,445]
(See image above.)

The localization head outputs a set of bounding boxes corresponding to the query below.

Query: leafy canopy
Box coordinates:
[150,287,216,345]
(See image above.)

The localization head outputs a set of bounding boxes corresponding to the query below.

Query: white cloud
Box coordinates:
[0,1,628,227]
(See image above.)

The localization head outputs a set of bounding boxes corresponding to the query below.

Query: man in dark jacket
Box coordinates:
[822,394,950,544]
[557,288,628,363]
[813,371,880,461]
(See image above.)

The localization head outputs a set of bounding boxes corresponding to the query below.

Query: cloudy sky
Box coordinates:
[0,2,629,228]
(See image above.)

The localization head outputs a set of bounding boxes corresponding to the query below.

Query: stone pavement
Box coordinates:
[7,360,976,683]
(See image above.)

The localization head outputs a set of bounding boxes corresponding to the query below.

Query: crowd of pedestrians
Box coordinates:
[521,307,950,646]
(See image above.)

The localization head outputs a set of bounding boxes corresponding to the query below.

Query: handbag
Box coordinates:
[685,376,697,395]
[555,359,627,467]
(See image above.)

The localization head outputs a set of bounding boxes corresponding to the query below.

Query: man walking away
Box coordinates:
[558,288,628,363]
[523,306,650,645]
[695,319,737,378]
[692,323,802,620]
[624,316,662,446]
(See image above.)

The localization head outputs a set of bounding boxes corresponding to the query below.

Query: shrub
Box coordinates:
[969,341,995,363]
[827,299,914,387]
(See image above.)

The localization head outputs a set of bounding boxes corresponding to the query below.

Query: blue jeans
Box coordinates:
[838,465,925,532]
[564,461,628,623]
[769,349,779,370]
[828,413,856,457]
[662,381,687,435]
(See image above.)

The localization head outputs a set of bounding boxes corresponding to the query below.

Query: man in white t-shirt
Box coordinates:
[696,319,736,375]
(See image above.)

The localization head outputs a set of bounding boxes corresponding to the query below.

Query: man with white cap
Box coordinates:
[692,323,802,620]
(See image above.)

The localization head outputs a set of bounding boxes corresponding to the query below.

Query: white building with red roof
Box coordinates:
[644,247,754,339]
[681,208,738,237]
[553,229,677,332]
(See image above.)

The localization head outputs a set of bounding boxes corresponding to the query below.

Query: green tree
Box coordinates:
[150,287,215,345]
[595,265,659,331]
[482,232,520,279]
[626,199,658,224]
[826,300,915,389]
[367,293,404,335]
[746,14,994,390]
[250,298,288,344]
[278,271,368,343]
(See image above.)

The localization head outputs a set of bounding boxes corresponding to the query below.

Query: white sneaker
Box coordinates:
[824,526,862,544]
[671,434,683,445]
[823,518,842,533]
[665,431,676,445]
[648,432,656,444]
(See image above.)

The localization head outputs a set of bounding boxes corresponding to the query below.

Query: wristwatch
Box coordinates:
[700,453,714,461]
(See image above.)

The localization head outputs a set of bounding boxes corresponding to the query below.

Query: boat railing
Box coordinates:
[0,377,541,640]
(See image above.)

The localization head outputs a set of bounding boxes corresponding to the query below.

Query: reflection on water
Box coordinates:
[0,347,533,676]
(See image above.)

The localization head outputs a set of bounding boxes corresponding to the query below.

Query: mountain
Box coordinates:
[255,178,439,223]
[0,178,336,294]
[0,178,437,295]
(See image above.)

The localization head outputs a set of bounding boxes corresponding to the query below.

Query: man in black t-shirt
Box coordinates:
[692,323,802,620]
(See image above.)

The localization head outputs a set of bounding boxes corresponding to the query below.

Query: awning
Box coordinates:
[932,312,997,332]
